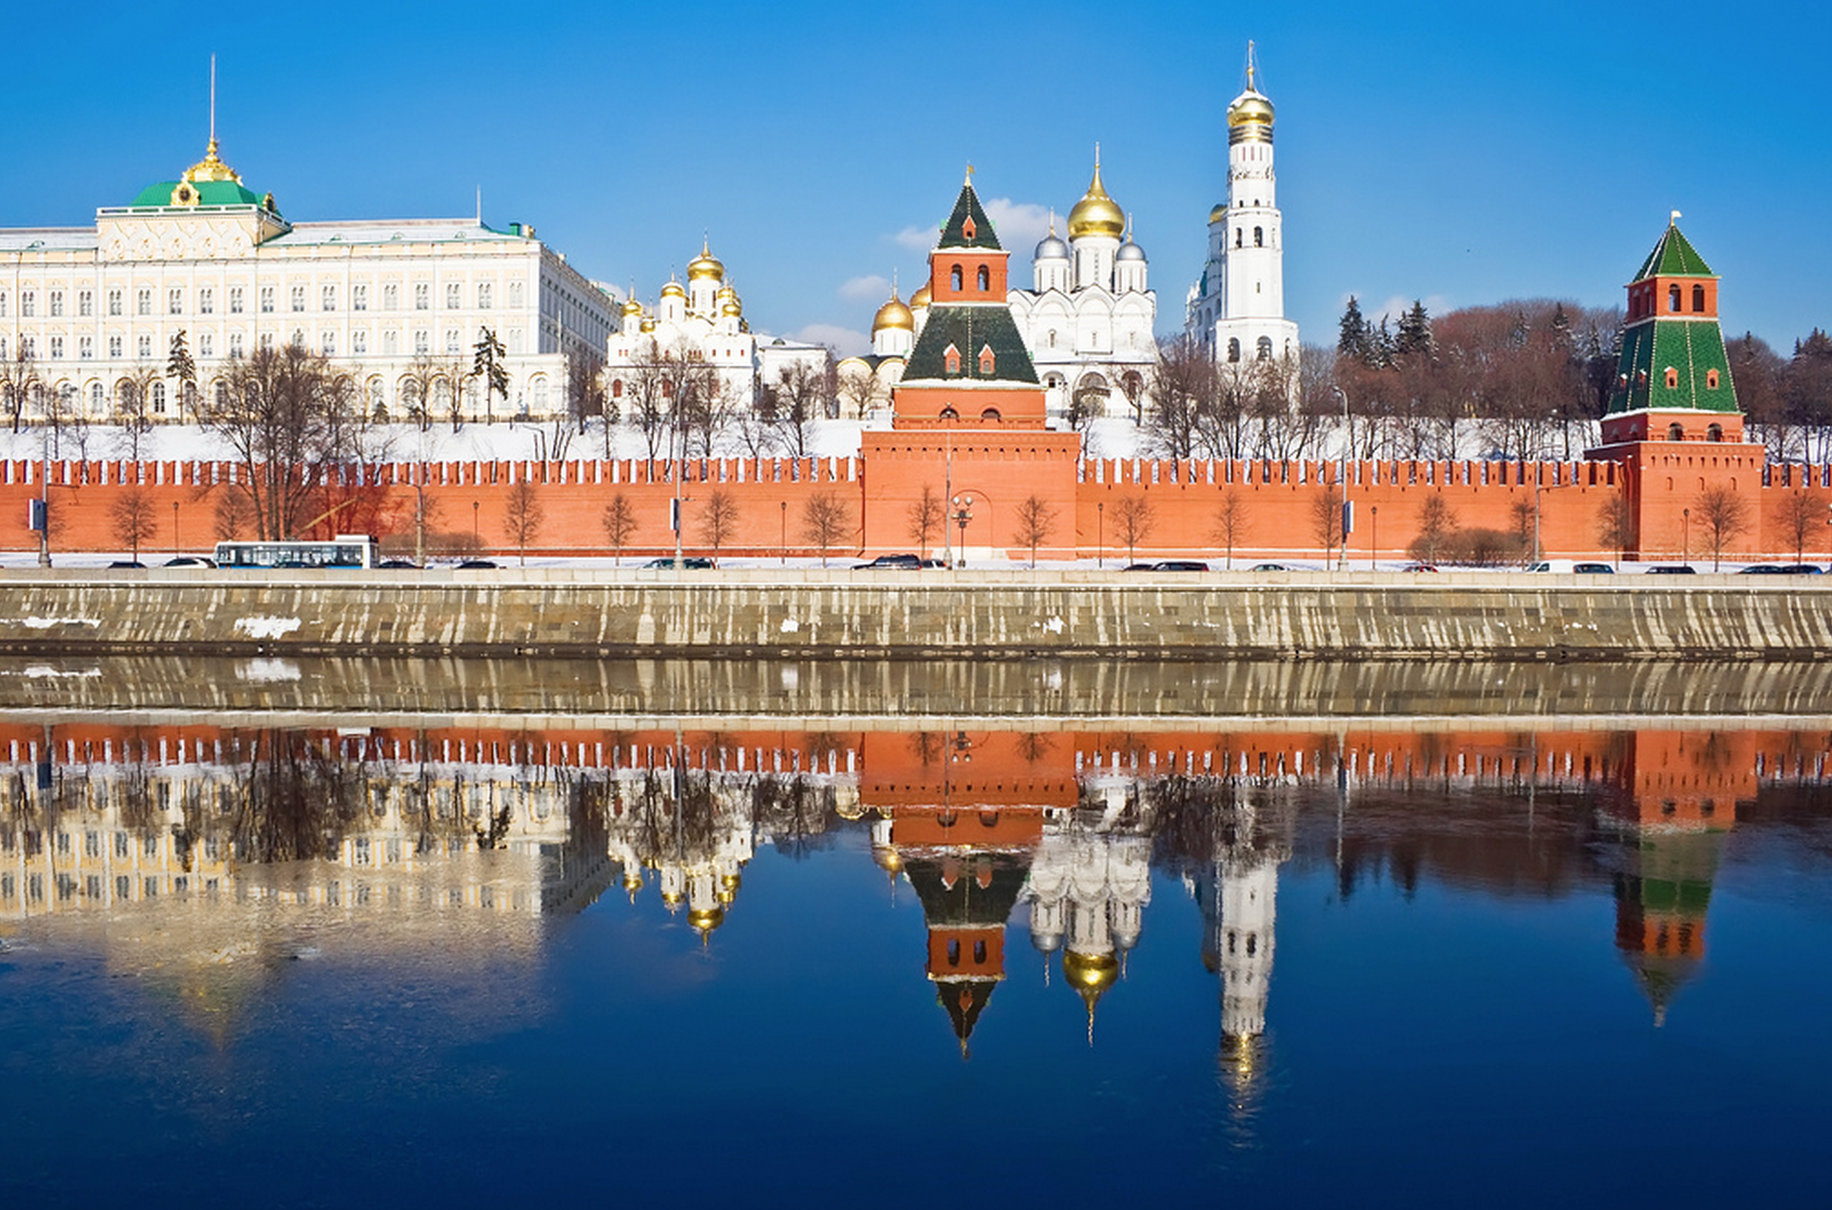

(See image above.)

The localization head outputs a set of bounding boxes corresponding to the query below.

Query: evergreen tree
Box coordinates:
[1337,296,1371,363]
[167,330,196,418]
[1372,316,1395,368]
[472,326,509,422]
[1395,300,1432,359]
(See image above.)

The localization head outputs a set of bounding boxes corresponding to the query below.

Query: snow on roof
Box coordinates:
[0,228,99,252]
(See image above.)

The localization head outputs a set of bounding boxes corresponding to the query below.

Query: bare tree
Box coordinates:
[678,363,736,460]
[1111,495,1154,565]
[1776,490,1823,565]
[698,489,741,559]
[1146,335,1215,460]
[1695,485,1749,571]
[115,364,162,460]
[602,493,637,565]
[1412,493,1458,564]
[2,344,40,434]
[110,486,160,563]
[401,354,442,431]
[214,489,256,541]
[907,483,944,560]
[439,352,473,432]
[1597,491,1635,567]
[773,358,834,459]
[1210,489,1250,569]
[801,491,853,567]
[836,363,884,420]
[502,480,544,566]
[205,341,370,540]
[1312,485,1344,563]
[1013,493,1057,567]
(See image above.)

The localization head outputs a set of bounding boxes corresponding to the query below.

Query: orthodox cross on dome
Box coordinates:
[1245,39,1260,92]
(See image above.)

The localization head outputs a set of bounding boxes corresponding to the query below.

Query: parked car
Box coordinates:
[855,554,921,570]
[1783,564,1825,575]
[1249,562,1296,572]
[1572,562,1615,574]
[1399,562,1440,573]
[1122,562,1159,571]
[1645,565,1697,574]
[456,559,500,569]
[377,559,418,569]
[1740,564,1788,574]
[108,560,146,569]
[919,558,947,568]
[162,555,216,568]
[642,556,716,570]
[1153,560,1211,572]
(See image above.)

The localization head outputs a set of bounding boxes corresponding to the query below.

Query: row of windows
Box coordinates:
[0,281,522,320]
[1224,335,1277,362]
[1,326,526,361]
[7,370,555,418]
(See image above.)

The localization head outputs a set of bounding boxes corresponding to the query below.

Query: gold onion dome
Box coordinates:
[687,240,725,281]
[622,297,644,316]
[660,278,686,299]
[873,293,915,332]
[1228,88,1274,127]
[910,282,932,309]
[185,137,241,185]
[1209,202,1227,224]
[1068,161,1126,240]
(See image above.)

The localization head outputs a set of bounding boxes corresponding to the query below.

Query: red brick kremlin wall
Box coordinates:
[4,453,1832,562]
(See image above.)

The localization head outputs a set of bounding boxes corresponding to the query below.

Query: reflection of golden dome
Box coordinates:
[871,844,904,874]
[1209,202,1227,225]
[873,294,914,332]
[1063,950,1119,996]
[687,240,725,281]
[1067,162,1125,240]
[689,906,725,933]
[662,890,684,910]
[660,279,686,299]
[910,283,931,309]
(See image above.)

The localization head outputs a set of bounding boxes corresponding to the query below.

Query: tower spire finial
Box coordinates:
[1670,209,1683,226]
[1246,39,1257,92]
[964,162,975,186]
[208,54,217,149]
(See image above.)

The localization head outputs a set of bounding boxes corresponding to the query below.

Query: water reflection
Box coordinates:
[6,716,1820,1069]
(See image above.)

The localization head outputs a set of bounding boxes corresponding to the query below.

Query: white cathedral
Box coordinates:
[1185,45,1300,374]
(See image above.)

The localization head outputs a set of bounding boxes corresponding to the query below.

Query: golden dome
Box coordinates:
[688,906,725,934]
[621,297,644,316]
[873,294,914,333]
[716,284,737,301]
[184,137,241,185]
[721,301,742,318]
[639,318,656,333]
[1209,202,1227,225]
[660,278,686,299]
[1227,88,1274,128]
[910,282,931,309]
[1067,162,1125,240]
[687,240,725,282]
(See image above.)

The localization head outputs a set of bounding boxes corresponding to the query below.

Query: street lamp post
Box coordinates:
[950,493,973,569]
[779,500,787,565]
[1682,507,1691,567]
[173,501,180,555]
[472,500,480,546]
[1331,385,1350,571]
[1097,501,1104,570]
[1370,505,1377,570]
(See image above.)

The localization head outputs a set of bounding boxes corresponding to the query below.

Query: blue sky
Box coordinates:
[10,0,1828,357]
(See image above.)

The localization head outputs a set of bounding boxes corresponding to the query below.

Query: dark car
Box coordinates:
[1122,562,1159,571]
[1646,565,1697,574]
[108,560,146,569]
[642,557,716,570]
[1783,564,1826,575]
[1153,560,1211,572]
[456,559,500,570]
[1740,564,1787,574]
[162,555,216,568]
[377,559,419,569]
[1573,562,1615,574]
[854,554,921,570]
[1399,562,1440,573]
[919,558,946,569]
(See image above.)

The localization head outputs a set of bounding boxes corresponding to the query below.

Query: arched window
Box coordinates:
[978,346,995,374]
[1667,423,1684,441]
[1692,284,1705,312]
[950,264,963,291]
[1227,337,1241,363]
[1047,329,1057,348]
[1254,226,1264,247]
[1664,367,1679,389]
[976,265,989,291]
[1707,423,1724,442]
[980,407,1001,421]
[944,344,961,374]
[1668,284,1681,312]
[1706,369,1720,390]
[151,382,167,414]
[611,379,624,398]
[939,406,958,420]
[1257,336,1273,360]
[1235,229,1243,249]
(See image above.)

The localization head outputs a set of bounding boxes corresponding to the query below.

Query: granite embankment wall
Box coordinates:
[5,569,1832,659]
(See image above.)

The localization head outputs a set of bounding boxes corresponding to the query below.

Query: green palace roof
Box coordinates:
[1632,222,1714,281]
[129,178,264,208]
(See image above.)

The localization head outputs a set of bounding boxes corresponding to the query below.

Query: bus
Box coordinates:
[213,534,382,569]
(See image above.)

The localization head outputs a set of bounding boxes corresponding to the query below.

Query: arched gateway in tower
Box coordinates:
[860,173,1082,561]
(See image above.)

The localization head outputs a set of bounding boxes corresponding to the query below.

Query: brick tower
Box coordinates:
[1587,218,1763,561]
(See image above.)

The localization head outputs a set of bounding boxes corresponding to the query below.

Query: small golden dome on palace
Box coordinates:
[1067,163,1125,239]
[687,242,725,281]
[873,295,914,332]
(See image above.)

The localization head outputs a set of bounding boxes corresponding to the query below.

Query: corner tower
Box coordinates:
[1186,43,1299,370]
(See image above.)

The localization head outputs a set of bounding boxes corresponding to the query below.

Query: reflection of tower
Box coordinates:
[1600,731,1749,1024]
[905,846,1032,1053]
[1025,775,1153,1040]
[1194,782,1292,1087]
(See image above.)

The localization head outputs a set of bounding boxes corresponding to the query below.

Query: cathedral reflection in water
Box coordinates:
[3,718,1810,1060]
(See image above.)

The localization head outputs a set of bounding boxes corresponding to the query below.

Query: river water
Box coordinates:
[3,658,1830,1206]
